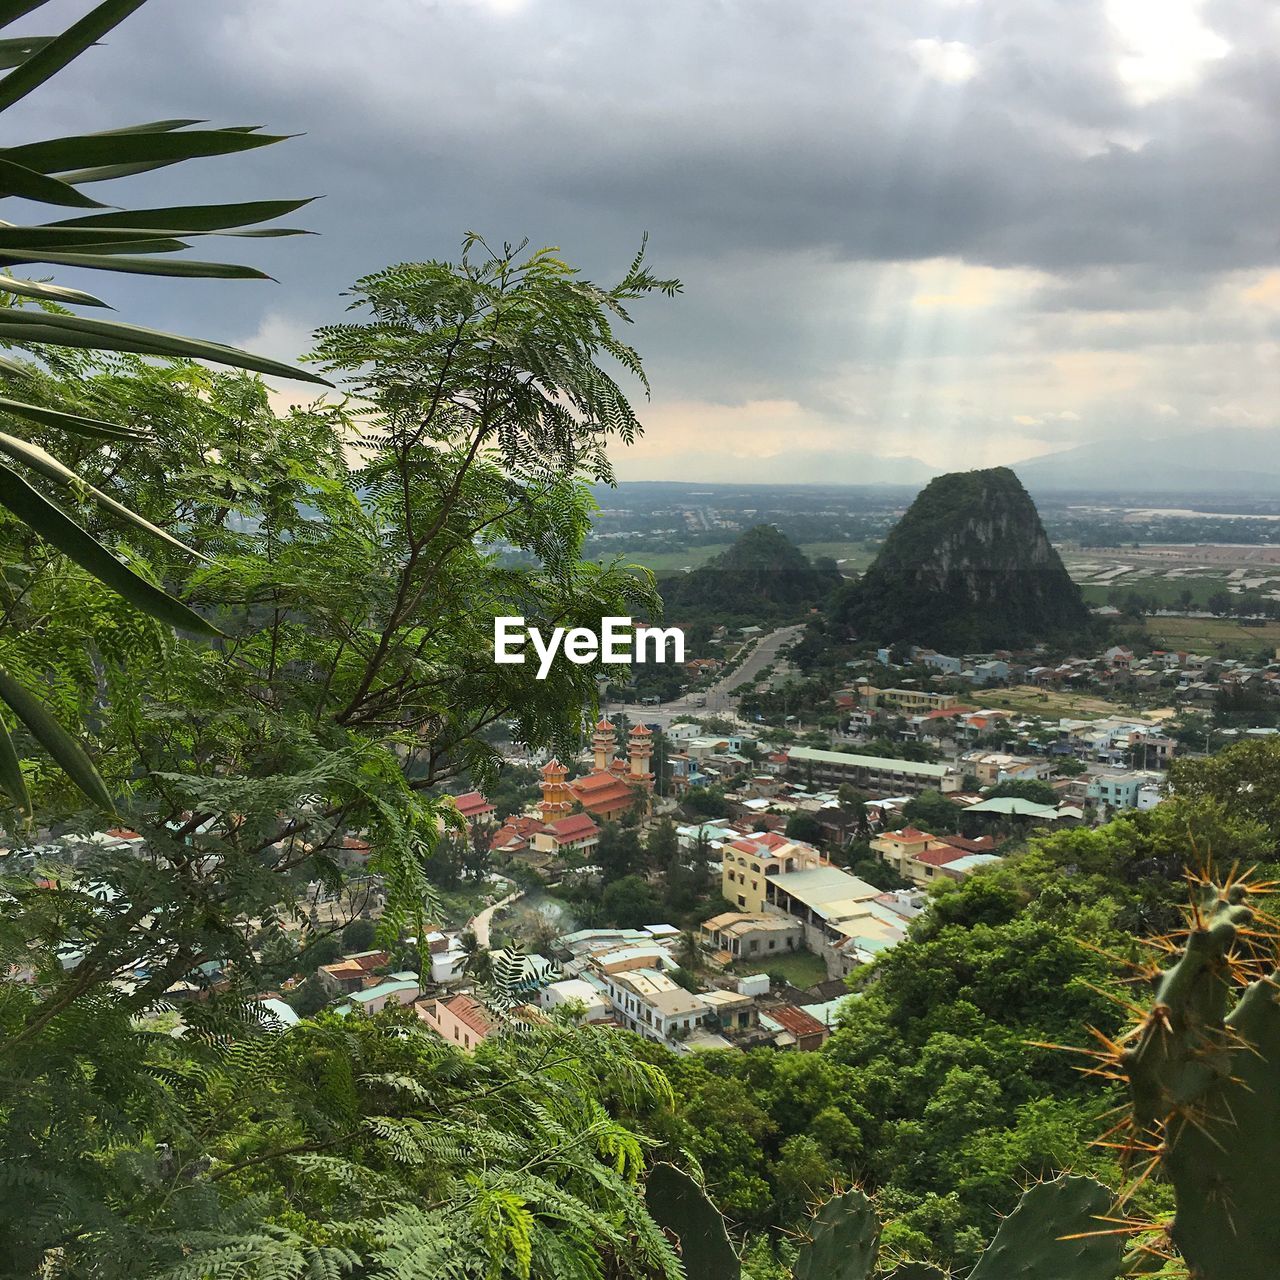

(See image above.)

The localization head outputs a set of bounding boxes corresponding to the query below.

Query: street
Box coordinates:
[612,623,805,729]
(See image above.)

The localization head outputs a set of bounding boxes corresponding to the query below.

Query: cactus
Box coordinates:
[792,1187,879,1280]
[1101,869,1280,1280]
[784,1176,1117,1280]
[967,1176,1124,1280]
[645,1162,741,1279]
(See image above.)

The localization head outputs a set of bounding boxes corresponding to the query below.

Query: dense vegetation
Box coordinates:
[659,524,840,624]
[833,467,1095,651]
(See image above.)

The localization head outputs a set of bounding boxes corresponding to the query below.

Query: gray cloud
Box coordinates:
[11,0,1280,476]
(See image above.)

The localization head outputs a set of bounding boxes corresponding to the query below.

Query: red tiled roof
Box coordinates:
[913,847,967,868]
[594,717,614,731]
[451,790,495,819]
[890,826,933,842]
[770,1004,827,1038]
[573,770,628,793]
[546,813,601,843]
[106,827,142,840]
[937,833,998,853]
[444,992,496,1035]
[629,723,653,736]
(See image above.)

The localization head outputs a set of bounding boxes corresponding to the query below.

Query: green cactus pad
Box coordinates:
[967,1176,1123,1280]
[792,1187,879,1280]
[645,1163,741,1280]
[881,1264,949,1279]
[1158,965,1280,1280]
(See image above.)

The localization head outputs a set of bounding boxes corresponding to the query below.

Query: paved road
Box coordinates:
[613,623,805,729]
[467,888,523,948]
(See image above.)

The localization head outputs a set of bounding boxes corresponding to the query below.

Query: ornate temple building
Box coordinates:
[540,719,654,825]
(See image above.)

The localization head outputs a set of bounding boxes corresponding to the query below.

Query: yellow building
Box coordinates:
[721,832,824,914]
[856,683,958,714]
[869,826,937,882]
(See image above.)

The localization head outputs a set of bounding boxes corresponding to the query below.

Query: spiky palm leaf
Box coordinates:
[0,0,327,810]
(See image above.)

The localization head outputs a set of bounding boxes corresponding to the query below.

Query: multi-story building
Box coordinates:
[599,967,707,1043]
[855,683,959,714]
[720,832,824,913]
[1087,770,1164,812]
[787,746,961,796]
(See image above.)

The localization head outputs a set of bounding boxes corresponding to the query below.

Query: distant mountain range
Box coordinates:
[1011,429,1280,496]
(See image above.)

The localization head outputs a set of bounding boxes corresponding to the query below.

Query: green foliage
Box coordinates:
[601,875,663,929]
[899,789,962,834]
[0,232,682,1273]
[987,778,1058,806]
[645,1162,742,1280]
[833,467,1094,650]
[341,917,378,953]
[660,524,840,624]
[0,0,326,804]
[784,812,824,844]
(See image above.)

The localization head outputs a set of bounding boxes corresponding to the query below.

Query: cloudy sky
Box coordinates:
[18,0,1280,482]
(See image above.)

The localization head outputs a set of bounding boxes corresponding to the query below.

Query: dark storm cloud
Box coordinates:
[8,0,1280,471]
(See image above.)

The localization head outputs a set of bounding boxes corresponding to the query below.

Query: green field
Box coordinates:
[1143,615,1280,657]
[731,948,829,989]
[1076,574,1232,606]
[618,540,875,575]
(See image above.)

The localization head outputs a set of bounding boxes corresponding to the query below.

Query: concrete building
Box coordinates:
[416,992,496,1051]
[601,967,707,1043]
[700,911,805,961]
[787,746,960,796]
[1088,770,1164,812]
[855,683,960,713]
[720,832,824,913]
[537,977,611,1023]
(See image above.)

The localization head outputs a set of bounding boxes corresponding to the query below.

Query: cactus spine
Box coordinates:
[791,1187,879,1280]
[1105,869,1280,1279]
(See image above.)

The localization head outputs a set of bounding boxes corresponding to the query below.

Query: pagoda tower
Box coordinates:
[626,723,654,789]
[591,718,616,773]
[539,758,573,823]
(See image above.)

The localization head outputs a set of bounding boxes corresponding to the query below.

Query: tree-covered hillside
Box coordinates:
[660,524,841,622]
[832,467,1095,650]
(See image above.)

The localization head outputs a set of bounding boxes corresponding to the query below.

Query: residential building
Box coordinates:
[318,949,390,994]
[1088,770,1164,812]
[759,1003,829,1051]
[960,751,1052,786]
[698,988,758,1033]
[700,911,804,961]
[870,827,1003,888]
[537,977,612,1023]
[416,992,496,1051]
[344,974,420,1016]
[787,745,960,796]
[450,790,496,830]
[720,832,824,913]
[600,967,707,1043]
[855,683,959,713]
